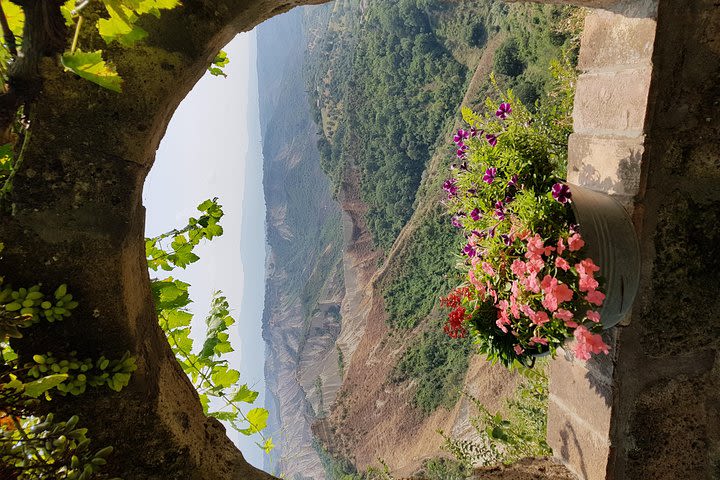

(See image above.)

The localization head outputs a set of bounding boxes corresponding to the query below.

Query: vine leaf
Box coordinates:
[258,438,274,454]
[239,408,269,435]
[232,385,259,404]
[61,50,123,93]
[209,50,229,77]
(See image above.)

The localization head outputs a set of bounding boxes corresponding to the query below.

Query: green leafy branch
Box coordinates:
[147,199,274,453]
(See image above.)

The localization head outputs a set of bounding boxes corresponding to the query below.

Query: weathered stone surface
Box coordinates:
[549,356,612,433]
[573,68,653,136]
[579,9,656,71]
[567,133,644,197]
[548,399,610,480]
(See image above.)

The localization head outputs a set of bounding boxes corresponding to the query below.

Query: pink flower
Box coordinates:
[520,304,535,318]
[577,258,600,274]
[568,233,585,252]
[482,262,496,276]
[526,234,554,259]
[556,237,566,255]
[511,259,527,277]
[540,275,574,311]
[530,310,550,326]
[496,302,511,333]
[530,336,549,346]
[468,270,485,295]
[572,325,610,360]
[586,310,601,323]
[487,283,498,303]
[471,256,482,267]
[522,273,541,293]
[555,256,570,271]
[579,275,599,292]
[514,344,525,355]
[554,308,578,328]
[585,289,606,306]
[509,296,520,319]
[526,257,545,275]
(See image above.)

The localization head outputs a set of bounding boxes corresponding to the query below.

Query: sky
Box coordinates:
[143,31,268,469]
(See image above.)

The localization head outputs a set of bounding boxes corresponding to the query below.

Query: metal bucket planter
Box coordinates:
[568,183,641,329]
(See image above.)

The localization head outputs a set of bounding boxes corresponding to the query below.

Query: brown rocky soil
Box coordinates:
[469,457,576,480]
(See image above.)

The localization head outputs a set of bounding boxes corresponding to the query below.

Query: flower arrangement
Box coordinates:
[441,92,610,368]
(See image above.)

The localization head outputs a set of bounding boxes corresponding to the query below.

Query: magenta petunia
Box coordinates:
[496,102,512,119]
[551,183,572,203]
[483,167,497,184]
[486,133,498,147]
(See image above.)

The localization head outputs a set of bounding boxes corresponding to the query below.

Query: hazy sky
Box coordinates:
[143,31,268,469]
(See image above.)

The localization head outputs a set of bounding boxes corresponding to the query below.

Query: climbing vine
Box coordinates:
[147,198,273,453]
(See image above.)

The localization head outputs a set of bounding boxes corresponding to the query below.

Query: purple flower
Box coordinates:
[494,200,505,220]
[496,102,512,119]
[467,188,477,196]
[463,244,476,257]
[471,230,485,239]
[443,178,458,198]
[456,147,468,159]
[458,162,469,171]
[451,216,463,229]
[470,208,482,221]
[453,129,470,144]
[551,183,572,204]
[469,127,480,137]
[500,234,512,246]
[507,174,519,188]
[486,134,498,147]
[488,226,497,238]
[504,195,514,204]
[483,167,497,184]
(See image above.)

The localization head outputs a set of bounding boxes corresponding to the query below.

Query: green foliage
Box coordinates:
[493,39,524,77]
[383,208,456,329]
[209,50,230,77]
[419,456,470,480]
[0,243,132,479]
[313,439,364,480]
[61,50,123,93]
[306,0,486,250]
[0,413,120,480]
[97,0,180,47]
[440,366,551,468]
[392,322,472,414]
[148,199,273,452]
[145,197,224,271]
[0,0,181,92]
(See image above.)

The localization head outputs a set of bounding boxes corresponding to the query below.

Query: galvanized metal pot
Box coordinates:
[568,183,641,329]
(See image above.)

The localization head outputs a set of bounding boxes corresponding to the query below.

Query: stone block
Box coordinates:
[579,9,656,71]
[549,353,613,433]
[548,399,611,480]
[567,133,645,197]
[573,68,652,136]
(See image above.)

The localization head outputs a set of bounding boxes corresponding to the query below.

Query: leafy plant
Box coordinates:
[440,63,610,368]
[440,366,551,468]
[147,199,273,453]
[0,243,133,479]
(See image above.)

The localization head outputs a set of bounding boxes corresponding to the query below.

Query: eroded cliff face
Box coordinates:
[258,8,344,479]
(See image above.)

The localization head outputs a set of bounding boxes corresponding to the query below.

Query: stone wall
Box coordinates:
[547,0,720,478]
